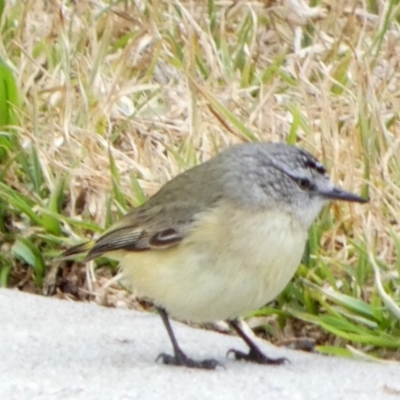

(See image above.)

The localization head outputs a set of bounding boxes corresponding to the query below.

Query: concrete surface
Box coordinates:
[1,288,400,400]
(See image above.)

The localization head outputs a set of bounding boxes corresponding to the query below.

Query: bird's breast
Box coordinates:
[119,205,308,322]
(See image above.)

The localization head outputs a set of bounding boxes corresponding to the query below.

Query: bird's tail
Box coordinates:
[57,241,95,261]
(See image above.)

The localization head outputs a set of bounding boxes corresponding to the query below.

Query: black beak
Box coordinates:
[321,187,368,203]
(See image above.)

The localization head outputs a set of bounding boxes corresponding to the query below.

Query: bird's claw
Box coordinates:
[156,351,223,370]
[227,347,289,365]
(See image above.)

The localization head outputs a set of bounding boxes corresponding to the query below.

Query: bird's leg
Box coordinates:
[155,307,222,369]
[227,319,288,365]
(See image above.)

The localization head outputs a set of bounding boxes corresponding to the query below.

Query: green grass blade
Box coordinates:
[0,0,5,19]
[12,237,46,286]
[0,255,11,287]
[0,182,43,226]
[316,346,353,358]
[41,176,65,235]
[130,175,147,206]
[0,57,18,128]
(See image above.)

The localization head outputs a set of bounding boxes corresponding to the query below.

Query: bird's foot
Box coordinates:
[227,346,288,365]
[156,349,222,370]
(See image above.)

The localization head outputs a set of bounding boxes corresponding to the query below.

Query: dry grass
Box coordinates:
[1,0,400,359]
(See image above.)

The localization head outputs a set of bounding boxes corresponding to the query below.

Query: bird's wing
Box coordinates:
[84,202,203,261]
[61,158,226,262]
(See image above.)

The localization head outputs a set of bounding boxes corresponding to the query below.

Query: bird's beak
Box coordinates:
[320,186,368,203]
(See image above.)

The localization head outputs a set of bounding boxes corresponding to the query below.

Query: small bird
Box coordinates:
[61,142,367,369]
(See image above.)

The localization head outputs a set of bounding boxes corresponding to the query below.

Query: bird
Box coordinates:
[61,142,367,369]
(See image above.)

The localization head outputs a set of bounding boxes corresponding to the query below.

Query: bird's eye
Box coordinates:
[296,177,313,191]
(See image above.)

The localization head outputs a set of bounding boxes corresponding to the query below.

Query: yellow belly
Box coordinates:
[117,206,307,322]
